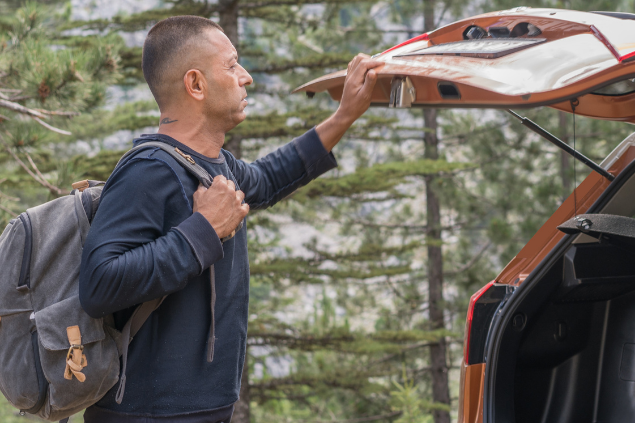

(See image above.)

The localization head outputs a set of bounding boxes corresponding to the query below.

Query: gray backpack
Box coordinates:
[0,141,220,422]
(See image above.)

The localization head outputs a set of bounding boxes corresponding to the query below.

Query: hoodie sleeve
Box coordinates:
[225,128,337,210]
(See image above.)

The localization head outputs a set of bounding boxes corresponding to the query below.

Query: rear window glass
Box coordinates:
[592,78,635,96]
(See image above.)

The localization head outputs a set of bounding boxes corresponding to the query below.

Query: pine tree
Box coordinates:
[0,1,122,421]
[0,1,123,227]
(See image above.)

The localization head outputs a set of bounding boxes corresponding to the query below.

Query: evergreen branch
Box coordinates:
[368,342,436,366]
[0,99,46,119]
[249,55,350,73]
[31,117,72,136]
[0,189,19,202]
[33,109,80,117]
[248,329,445,352]
[294,411,403,423]
[240,0,374,7]
[412,365,459,375]
[435,0,452,29]
[25,152,57,192]
[444,241,492,276]
[0,203,16,217]
[384,275,407,302]
[241,0,313,7]
[8,95,35,102]
[346,219,467,232]
[4,146,66,196]
[248,332,355,347]
[292,160,474,202]
[252,391,316,403]
[251,374,376,391]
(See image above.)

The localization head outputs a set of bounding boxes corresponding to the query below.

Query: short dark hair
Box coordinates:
[142,16,223,107]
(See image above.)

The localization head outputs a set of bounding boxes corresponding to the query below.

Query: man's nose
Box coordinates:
[238,64,253,86]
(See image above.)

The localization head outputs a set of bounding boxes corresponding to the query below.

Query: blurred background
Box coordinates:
[1,0,634,422]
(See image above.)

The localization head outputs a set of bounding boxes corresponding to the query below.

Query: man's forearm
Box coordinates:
[315,110,355,152]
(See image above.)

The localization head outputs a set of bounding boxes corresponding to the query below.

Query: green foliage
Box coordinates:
[0,393,83,422]
[0,1,123,224]
[293,159,473,201]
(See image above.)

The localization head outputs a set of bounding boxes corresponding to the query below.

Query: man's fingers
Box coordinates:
[348,56,381,80]
[347,54,365,71]
[236,189,245,203]
[213,174,228,184]
[360,69,378,97]
[226,179,236,192]
[196,184,207,193]
[239,203,250,216]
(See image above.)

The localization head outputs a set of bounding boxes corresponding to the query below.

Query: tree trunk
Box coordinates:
[218,0,239,51]
[424,108,451,423]
[233,353,250,423]
[423,3,450,422]
[224,135,242,159]
[218,3,249,422]
[559,111,571,202]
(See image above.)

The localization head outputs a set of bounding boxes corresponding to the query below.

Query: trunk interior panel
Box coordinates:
[488,158,635,423]
[511,244,635,423]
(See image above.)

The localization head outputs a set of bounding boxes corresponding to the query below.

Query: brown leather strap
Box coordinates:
[64,326,87,382]
[207,265,216,363]
[115,297,165,404]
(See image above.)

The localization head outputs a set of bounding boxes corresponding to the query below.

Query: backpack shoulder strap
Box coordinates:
[117,141,213,188]
[118,141,242,242]
[115,296,165,404]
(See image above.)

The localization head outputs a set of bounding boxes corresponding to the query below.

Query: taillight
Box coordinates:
[380,33,429,55]
[463,281,510,364]
[464,281,494,363]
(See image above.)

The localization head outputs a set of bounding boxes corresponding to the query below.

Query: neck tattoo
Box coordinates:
[160,117,178,125]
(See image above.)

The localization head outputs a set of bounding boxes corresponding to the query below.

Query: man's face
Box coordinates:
[198,29,253,131]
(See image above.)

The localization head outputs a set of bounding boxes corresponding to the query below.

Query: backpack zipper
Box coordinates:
[17,213,32,290]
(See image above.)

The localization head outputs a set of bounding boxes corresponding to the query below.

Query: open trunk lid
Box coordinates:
[294,8,635,123]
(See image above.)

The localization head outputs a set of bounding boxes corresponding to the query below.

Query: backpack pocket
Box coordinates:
[34,295,120,421]
[0,216,34,316]
[0,311,42,412]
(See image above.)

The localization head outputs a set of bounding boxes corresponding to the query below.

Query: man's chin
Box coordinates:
[224,112,247,132]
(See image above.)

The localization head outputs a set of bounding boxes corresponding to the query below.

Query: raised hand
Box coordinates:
[315,54,383,152]
[338,54,383,123]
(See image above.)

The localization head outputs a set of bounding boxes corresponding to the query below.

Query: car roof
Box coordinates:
[294,8,635,123]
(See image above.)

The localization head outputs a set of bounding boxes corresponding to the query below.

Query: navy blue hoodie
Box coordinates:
[79,129,336,420]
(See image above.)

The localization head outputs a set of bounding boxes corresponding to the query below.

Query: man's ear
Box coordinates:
[183,69,206,101]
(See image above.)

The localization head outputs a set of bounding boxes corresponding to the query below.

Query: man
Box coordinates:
[79,15,380,423]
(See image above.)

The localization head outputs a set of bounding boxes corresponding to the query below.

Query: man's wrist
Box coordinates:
[333,107,357,128]
[316,111,356,152]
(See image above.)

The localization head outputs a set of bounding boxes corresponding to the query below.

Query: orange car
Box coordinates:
[297,8,635,423]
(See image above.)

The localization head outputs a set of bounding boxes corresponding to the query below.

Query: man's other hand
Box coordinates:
[315,54,382,152]
[193,175,249,239]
